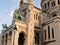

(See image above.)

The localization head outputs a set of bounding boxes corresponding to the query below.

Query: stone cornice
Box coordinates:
[15,20,27,28]
[42,16,60,26]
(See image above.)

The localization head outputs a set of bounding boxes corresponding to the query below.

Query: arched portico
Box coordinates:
[18,32,25,45]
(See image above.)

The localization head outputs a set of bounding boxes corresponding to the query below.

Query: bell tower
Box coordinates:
[25,0,35,45]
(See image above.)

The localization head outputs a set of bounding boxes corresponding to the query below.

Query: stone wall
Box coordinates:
[0,35,1,45]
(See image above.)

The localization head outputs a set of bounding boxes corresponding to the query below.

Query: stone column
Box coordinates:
[7,33,11,45]
[7,34,10,45]
[24,33,27,45]
[1,35,4,45]
[14,30,19,45]
[27,22,34,45]
[4,35,6,45]
[11,30,16,45]
[3,34,7,45]
[26,5,35,45]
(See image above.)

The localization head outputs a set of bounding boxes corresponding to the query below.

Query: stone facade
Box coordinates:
[1,0,60,45]
[0,35,1,45]
[41,0,60,45]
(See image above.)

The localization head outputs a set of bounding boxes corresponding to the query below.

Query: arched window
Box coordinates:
[36,14,38,20]
[52,14,57,17]
[34,31,40,45]
[44,30,47,40]
[18,33,25,45]
[48,26,50,39]
[44,3,47,9]
[34,15,35,19]
[51,1,55,7]
[52,28,54,39]
[47,2,50,7]
[34,14,38,20]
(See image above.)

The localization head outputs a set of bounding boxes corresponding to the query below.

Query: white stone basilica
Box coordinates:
[1,0,60,45]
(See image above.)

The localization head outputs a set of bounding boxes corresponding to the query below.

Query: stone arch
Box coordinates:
[49,12,57,18]
[18,32,26,45]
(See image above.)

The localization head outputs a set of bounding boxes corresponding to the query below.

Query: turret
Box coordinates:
[41,0,60,18]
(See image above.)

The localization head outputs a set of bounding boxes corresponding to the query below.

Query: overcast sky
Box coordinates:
[0,0,41,34]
